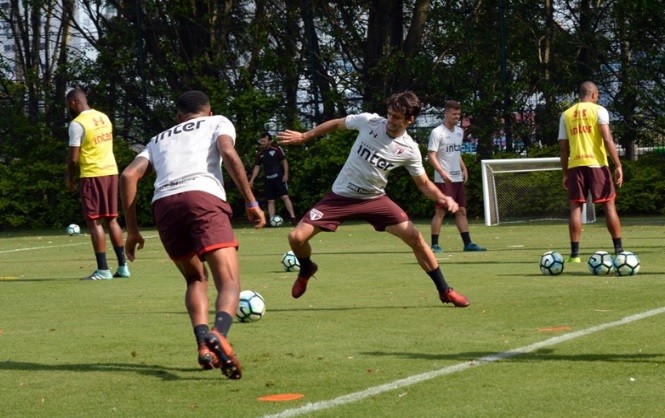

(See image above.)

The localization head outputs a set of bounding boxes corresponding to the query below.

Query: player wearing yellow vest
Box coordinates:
[66,88,129,280]
[558,81,624,262]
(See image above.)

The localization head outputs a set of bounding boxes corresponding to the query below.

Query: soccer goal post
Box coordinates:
[481,157,596,226]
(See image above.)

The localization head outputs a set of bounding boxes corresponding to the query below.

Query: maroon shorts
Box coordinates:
[80,175,119,219]
[153,191,237,261]
[301,192,409,232]
[434,182,466,209]
[567,166,616,203]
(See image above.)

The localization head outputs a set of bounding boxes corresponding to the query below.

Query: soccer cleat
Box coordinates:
[204,329,242,380]
[291,262,318,298]
[113,265,131,278]
[566,256,581,263]
[81,269,113,281]
[431,244,443,253]
[463,243,486,252]
[198,342,220,370]
[439,288,470,308]
[290,217,298,226]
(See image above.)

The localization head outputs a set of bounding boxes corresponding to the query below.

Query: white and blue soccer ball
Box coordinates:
[236,290,266,322]
[269,215,284,227]
[281,250,300,272]
[614,251,640,276]
[66,223,81,236]
[588,251,615,275]
[540,251,564,276]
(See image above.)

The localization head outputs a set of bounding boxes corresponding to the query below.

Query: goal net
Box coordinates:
[481,157,596,226]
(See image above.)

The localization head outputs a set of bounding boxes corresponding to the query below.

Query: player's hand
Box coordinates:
[562,174,569,190]
[439,196,459,213]
[125,231,145,262]
[247,206,267,229]
[276,130,306,145]
[614,166,623,188]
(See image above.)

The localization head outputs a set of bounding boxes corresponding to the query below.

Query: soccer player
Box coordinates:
[120,90,266,379]
[66,88,130,280]
[427,100,486,253]
[248,132,298,225]
[277,91,470,307]
[559,81,624,262]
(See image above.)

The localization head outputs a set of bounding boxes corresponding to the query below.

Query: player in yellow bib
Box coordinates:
[66,88,129,280]
[558,81,624,262]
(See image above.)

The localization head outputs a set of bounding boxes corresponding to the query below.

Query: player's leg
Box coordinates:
[386,221,469,307]
[568,202,584,261]
[288,222,321,298]
[430,206,445,253]
[603,202,623,253]
[267,199,276,219]
[280,194,297,223]
[80,177,112,280]
[107,217,130,277]
[203,247,242,379]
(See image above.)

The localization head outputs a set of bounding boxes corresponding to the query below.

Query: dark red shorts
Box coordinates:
[434,182,466,209]
[80,175,119,219]
[567,166,615,203]
[153,191,237,261]
[301,192,409,232]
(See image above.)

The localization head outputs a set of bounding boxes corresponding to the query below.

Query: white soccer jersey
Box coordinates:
[427,123,464,183]
[137,115,236,203]
[331,113,425,199]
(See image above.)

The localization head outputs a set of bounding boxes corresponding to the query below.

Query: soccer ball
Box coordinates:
[588,251,615,275]
[269,215,284,227]
[66,224,81,236]
[281,250,300,272]
[236,290,266,322]
[614,251,640,276]
[540,251,564,275]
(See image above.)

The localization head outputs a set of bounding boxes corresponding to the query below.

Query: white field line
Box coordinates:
[261,306,665,418]
[0,235,158,254]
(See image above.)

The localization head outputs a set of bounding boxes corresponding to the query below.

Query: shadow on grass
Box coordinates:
[360,348,665,364]
[0,361,216,381]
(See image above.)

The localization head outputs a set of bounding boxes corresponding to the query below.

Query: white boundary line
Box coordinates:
[0,235,158,254]
[261,306,665,418]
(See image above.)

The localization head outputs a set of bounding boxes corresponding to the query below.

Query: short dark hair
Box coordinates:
[444,100,461,111]
[66,88,86,101]
[386,91,421,119]
[177,90,210,115]
[261,132,272,141]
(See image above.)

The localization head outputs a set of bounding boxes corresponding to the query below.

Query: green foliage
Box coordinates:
[615,153,665,215]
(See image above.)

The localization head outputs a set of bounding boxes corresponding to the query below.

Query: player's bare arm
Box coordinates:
[217,135,267,229]
[426,150,450,182]
[412,173,459,213]
[66,146,80,191]
[119,156,150,261]
[277,118,346,145]
[599,124,623,188]
[559,139,570,190]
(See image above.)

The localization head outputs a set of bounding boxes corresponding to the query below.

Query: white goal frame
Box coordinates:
[481,157,596,226]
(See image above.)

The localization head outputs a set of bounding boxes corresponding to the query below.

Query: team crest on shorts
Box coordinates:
[309,208,323,221]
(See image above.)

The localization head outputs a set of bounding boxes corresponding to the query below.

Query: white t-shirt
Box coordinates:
[331,113,425,199]
[137,115,236,203]
[427,123,464,183]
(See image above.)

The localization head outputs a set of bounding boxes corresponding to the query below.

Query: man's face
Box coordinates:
[258,137,271,148]
[444,107,461,126]
[66,99,79,118]
[385,108,414,138]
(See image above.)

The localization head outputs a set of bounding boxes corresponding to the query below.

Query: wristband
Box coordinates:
[245,201,259,208]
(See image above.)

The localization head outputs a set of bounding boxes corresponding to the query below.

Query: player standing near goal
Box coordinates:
[248,132,298,225]
[66,88,130,281]
[559,81,624,262]
[277,91,470,307]
[120,91,266,379]
[427,100,486,253]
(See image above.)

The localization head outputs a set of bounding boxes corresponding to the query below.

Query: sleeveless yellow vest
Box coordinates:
[562,102,608,168]
[73,110,118,177]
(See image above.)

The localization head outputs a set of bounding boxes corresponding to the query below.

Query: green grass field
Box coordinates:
[1,217,664,417]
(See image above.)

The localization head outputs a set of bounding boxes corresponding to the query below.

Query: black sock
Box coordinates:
[298,257,314,275]
[613,238,623,254]
[114,246,127,266]
[427,267,449,293]
[570,242,580,257]
[194,324,209,345]
[431,234,439,246]
[460,232,471,246]
[213,311,233,336]
[95,252,109,270]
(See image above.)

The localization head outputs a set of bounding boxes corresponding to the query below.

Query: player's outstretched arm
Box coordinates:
[217,135,267,229]
[119,157,149,261]
[277,118,347,145]
[412,173,459,213]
